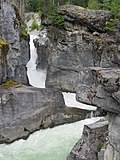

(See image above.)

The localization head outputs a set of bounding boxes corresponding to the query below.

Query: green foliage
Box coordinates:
[88,0,120,17]
[88,0,99,10]
[99,0,111,10]
[25,0,42,12]
[2,80,22,89]
[97,143,103,151]
[38,10,42,18]
[26,14,31,22]
[111,0,120,16]
[0,38,9,54]
[24,0,89,12]
[20,24,29,40]
[29,19,42,31]
[105,18,119,32]
[47,5,64,28]
[0,38,8,48]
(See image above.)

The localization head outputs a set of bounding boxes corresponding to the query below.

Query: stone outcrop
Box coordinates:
[59,5,110,33]
[0,85,90,144]
[33,29,49,70]
[76,67,120,159]
[35,5,119,92]
[0,0,29,85]
[35,5,120,160]
[67,120,108,160]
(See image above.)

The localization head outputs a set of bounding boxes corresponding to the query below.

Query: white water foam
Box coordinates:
[27,34,47,88]
[26,34,96,111]
[0,117,102,160]
[63,92,96,111]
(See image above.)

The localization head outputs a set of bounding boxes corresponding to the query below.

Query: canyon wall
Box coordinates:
[35,5,120,160]
[0,0,29,84]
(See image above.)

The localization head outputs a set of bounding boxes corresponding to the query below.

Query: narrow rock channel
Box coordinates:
[0,30,101,160]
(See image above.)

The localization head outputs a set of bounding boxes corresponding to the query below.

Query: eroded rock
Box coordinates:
[67,120,108,160]
[0,0,29,85]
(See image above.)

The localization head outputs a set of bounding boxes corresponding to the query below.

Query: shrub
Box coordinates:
[105,18,119,32]
[20,24,29,40]
[26,14,31,22]
[97,143,103,151]
[29,19,42,31]
[38,10,42,18]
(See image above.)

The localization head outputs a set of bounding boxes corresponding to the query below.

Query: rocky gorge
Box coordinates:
[0,0,95,144]
[0,0,120,160]
[34,5,120,160]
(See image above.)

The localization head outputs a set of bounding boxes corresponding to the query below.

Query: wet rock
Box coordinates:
[34,29,49,69]
[67,120,108,160]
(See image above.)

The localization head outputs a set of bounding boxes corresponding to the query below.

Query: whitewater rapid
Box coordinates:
[0,117,101,160]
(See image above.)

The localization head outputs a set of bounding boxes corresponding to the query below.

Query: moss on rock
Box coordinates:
[20,25,29,40]
[2,80,22,89]
[0,38,9,54]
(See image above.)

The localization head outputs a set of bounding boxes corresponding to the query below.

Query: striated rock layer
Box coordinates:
[35,5,119,93]
[0,0,29,84]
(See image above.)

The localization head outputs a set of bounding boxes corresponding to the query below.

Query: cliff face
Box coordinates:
[35,5,120,160]
[0,0,29,84]
[35,5,120,93]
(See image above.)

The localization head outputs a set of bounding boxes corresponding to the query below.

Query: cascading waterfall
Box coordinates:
[27,32,96,111]
[0,31,100,160]
[27,33,47,88]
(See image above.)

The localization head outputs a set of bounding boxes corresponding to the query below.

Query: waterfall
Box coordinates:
[26,33,47,88]
[26,33,96,111]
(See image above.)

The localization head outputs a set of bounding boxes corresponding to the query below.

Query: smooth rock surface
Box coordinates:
[0,86,90,143]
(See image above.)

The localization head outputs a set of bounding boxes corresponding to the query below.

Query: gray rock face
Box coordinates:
[76,67,120,159]
[33,5,120,159]
[76,67,120,114]
[107,113,120,152]
[0,1,29,85]
[34,29,49,69]
[67,120,108,160]
[104,144,120,160]
[59,5,110,33]
[0,39,9,84]
[0,86,90,143]
[45,29,94,92]
[37,12,119,92]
